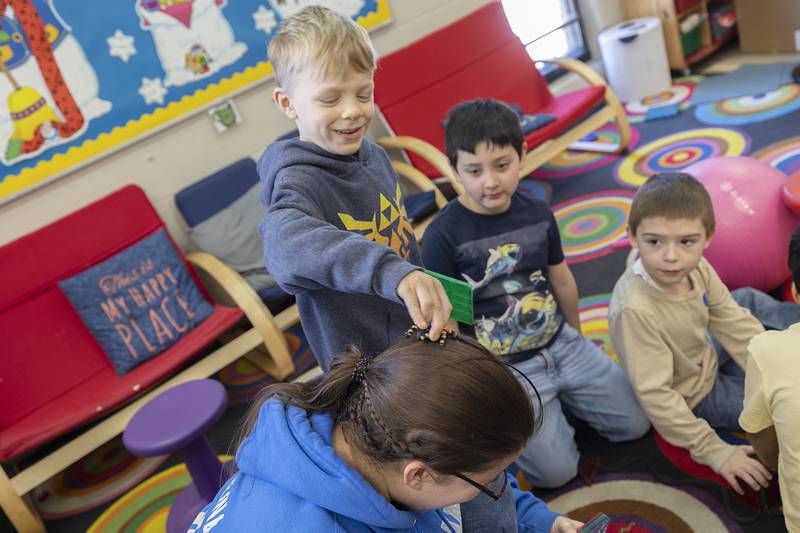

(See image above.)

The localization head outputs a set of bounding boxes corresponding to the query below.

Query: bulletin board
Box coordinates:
[0,0,392,204]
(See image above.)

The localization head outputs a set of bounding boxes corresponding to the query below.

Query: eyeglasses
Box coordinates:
[453,470,508,501]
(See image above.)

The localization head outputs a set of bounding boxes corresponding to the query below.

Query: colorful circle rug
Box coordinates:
[614,128,749,188]
[215,325,317,404]
[578,293,617,363]
[625,81,696,124]
[87,456,233,533]
[543,472,742,533]
[753,135,800,176]
[552,190,635,264]
[694,84,800,126]
[32,436,168,519]
[529,125,640,179]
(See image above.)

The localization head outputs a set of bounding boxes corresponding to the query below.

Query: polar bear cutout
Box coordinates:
[136,0,247,87]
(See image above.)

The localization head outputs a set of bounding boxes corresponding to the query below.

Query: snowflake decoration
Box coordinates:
[107,30,137,63]
[138,77,167,105]
[253,5,277,34]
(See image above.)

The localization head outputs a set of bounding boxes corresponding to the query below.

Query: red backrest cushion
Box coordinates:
[0,186,183,430]
[374,1,552,165]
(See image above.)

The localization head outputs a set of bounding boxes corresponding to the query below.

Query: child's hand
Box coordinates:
[550,516,583,533]
[719,445,772,495]
[397,271,452,341]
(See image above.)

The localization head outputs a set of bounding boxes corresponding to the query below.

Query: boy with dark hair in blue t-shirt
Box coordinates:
[422,99,650,488]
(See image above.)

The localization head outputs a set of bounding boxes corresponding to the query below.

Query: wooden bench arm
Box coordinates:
[187,251,296,379]
[391,160,448,209]
[377,135,464,195]
[391,160,449,241]
[538,58,631,153]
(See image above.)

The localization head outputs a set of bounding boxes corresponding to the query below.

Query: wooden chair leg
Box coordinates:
[0,468,45,533]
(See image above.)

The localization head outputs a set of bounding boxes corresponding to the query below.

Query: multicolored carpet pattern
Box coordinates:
[87,457,233,533]
[545,473,741,533]
[32,437,167,520]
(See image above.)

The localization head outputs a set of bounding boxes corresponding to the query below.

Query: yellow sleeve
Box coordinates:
[739,352,772,433]
[610,307,735,472]
[703,261,764,369]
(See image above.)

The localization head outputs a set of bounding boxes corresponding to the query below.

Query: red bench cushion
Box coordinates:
[0,304,241,461]
[374,1,605,178]
[0,185,243,461]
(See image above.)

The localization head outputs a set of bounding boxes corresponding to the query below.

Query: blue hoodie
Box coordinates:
[190,400,560,532]
[258,139,422,371]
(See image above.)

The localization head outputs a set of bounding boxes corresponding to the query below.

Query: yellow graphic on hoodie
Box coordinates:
[338,184,415,259]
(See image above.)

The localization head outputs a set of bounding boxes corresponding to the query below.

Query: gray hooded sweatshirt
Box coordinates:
[258,138,421,370]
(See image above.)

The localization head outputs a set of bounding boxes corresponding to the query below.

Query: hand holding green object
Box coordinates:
[424,269,474,325]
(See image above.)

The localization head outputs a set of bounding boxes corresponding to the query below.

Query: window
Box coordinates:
[501,0,588,78]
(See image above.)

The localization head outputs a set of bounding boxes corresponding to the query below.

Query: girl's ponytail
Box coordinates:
[235,334,540,477]
[233,344,366,453]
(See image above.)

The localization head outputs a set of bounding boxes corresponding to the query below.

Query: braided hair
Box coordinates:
[235,335,541,476]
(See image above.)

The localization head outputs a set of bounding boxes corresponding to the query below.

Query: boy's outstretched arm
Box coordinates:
[548,260,581,334]
[262,182,451,339]
[261,199,414,299]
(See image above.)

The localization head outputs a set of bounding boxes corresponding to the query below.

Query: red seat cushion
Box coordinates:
[522,86,606,153]
[0,185,243,461]
[0,304,242,461]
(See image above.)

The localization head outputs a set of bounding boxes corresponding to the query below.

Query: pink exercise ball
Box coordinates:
[684,156,800,292]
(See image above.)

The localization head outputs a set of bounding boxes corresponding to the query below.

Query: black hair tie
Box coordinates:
[353,353,372,383]
[404,324,458,346]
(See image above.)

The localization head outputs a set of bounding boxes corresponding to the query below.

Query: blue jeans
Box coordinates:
[729,287,800,331]
[692,287,800,431]
[513,323,650,488]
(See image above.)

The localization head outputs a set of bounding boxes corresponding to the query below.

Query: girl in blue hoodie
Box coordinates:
[190,333,582,532]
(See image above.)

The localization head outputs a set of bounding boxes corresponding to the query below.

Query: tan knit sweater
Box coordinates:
[609,258,764,471]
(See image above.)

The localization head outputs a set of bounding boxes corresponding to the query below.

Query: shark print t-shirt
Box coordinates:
[422,193,564,355]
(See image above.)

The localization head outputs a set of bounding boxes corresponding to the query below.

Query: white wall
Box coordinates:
[578,0,624,63]
[0,0,618,249]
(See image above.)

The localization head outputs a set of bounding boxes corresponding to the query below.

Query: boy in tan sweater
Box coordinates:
[609,172,784,495]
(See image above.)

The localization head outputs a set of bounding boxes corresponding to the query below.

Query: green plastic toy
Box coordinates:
[424,269,474,325]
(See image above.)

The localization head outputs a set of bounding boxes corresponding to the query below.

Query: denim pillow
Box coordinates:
[59,229,213,375]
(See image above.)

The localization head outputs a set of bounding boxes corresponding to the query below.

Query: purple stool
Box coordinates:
[123,379,228,533]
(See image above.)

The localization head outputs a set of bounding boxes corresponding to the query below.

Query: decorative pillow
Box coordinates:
[59,229,214,375]
[188,183,278,293]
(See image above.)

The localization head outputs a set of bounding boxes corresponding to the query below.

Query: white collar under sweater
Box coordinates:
[632,258,662,290]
